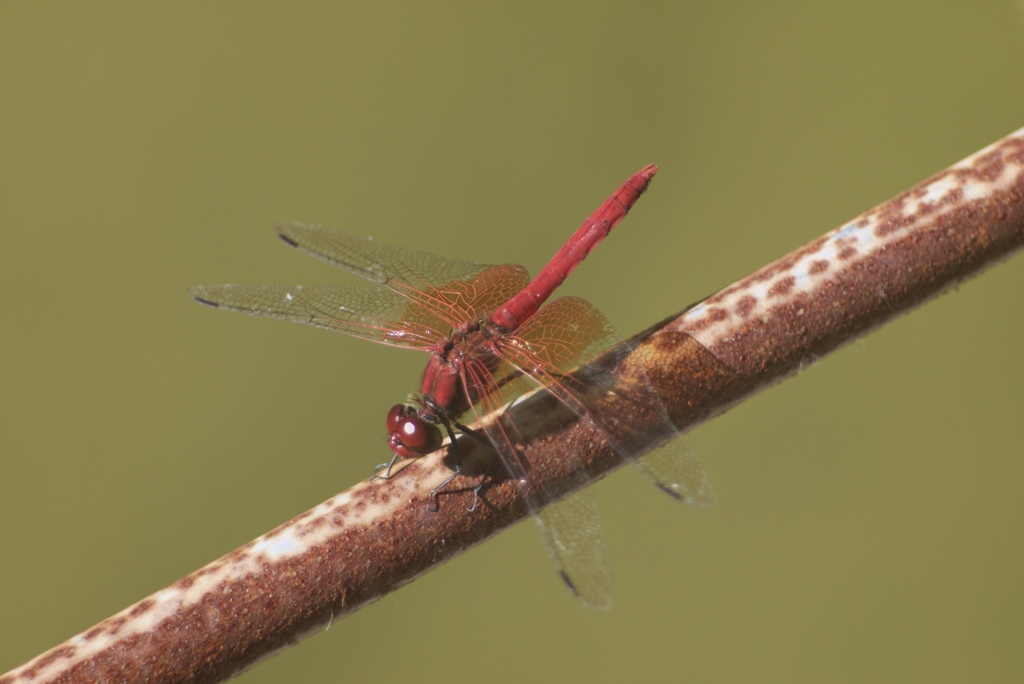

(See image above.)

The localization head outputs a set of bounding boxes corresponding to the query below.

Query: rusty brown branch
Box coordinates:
[4,127,1023,684]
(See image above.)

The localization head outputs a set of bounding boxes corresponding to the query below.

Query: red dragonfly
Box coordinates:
[191,166,715,608]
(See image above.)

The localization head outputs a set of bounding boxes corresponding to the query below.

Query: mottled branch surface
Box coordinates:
[676,129,1024,393]
[5,127,1023,684]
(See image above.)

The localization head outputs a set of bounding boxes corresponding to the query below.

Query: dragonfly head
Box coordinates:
[386,404,443,458]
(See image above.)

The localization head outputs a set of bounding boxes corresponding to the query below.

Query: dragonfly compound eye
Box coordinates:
[386,404,443,456]
[386,404,413,433]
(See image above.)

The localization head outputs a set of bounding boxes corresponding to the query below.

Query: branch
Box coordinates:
[5,127,1023,684]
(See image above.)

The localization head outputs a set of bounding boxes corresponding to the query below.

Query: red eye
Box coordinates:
[386,404,442,457]
[386,404,411,433]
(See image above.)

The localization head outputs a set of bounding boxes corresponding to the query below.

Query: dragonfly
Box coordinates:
[191,165,719,608]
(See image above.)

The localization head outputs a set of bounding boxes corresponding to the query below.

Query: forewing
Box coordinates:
[278,222,489,288]
[277,222,532,325]
[190,283,446,349]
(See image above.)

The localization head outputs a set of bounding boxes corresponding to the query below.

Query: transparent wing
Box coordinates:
[277,221,490,289]
[277,222,532,324]
[535,490,613,610]
[454,297,725,603]
[496,299,713,498]
[636,441,715,507]
[193,227,534,347]
[190,283,445,349]
[454,355,615,608]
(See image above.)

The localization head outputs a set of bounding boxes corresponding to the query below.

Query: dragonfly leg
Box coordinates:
[427,467,461,511]
[452,420,488,445]
[426,420,466,510]
[452,419,498,511]
[468,479,492,512]
[369,454,401,482]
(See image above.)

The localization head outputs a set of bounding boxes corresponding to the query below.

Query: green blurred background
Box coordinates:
[2,2,1022,682]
